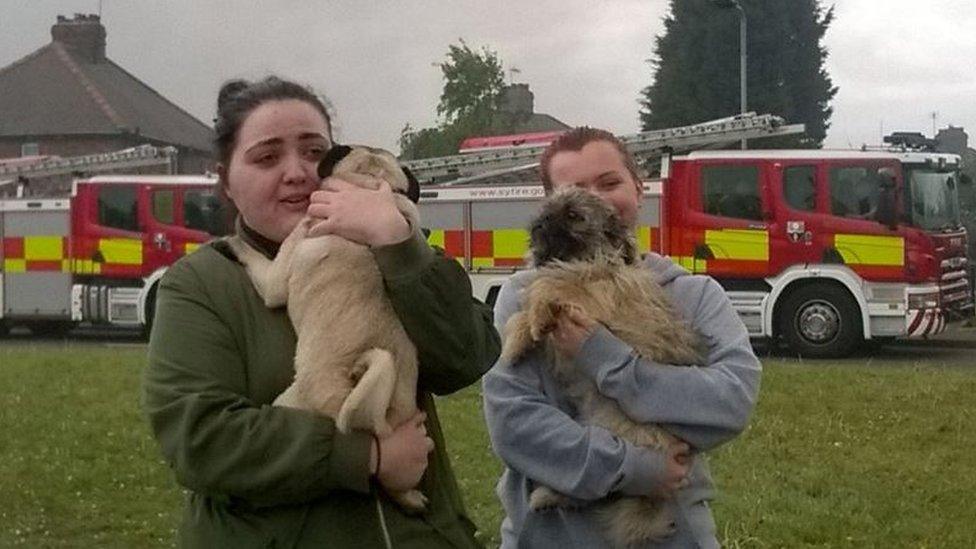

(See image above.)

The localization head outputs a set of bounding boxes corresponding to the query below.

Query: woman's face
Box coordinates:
[547,140,642,227]
[223,99,331,242]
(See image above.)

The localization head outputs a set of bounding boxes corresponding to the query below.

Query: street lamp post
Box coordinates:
[715,0,748,149]
[736,2,747,149]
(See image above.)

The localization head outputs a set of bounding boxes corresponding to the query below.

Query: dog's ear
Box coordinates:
[401,166,420,203]
[318,144,354,179]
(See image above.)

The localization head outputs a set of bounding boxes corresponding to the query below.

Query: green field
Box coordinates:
[1,343,974,547]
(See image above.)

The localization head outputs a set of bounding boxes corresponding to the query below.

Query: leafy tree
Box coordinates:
[436,41,506,127]
[640,0,836,148]
[400,40,507,159]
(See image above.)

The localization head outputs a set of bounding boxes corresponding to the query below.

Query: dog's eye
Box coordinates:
[567,211,580,221]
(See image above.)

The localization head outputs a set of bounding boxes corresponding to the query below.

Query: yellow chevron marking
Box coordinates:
[24,236,63,261]
[834,234,904,266]
[426,229,445,248]
[99,238,142,265]
[704,229,768,261]
[637,226,652,253]
[3,259,26,273]
[493,229,529,259]
[674,256,708,272]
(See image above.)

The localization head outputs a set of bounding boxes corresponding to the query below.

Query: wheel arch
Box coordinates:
[764,266,871,340]
[139,267,169,326]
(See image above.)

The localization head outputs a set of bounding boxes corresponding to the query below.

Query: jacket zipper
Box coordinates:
[375,494,393,549]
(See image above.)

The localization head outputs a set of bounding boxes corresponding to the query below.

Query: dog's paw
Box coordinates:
[391,489,428,514]
[528,486,574,511]
[602,497,676,546]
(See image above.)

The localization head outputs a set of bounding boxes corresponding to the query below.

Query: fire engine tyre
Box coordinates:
[143,285,158,339]
[778,284,863,359]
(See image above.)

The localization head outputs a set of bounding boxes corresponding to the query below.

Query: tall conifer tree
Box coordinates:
[640,0,836,148]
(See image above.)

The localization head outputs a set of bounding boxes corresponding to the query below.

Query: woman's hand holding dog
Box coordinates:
[551,308,694,497]
[371,411,434,492]
[551,307,598,358]
[308,177,411,247]
[653,442,692,497]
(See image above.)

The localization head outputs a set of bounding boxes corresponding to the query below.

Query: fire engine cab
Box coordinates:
[408,114,973,357]
[0,174,222,336]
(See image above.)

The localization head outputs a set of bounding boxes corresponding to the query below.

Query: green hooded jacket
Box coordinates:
[143,228,500,548]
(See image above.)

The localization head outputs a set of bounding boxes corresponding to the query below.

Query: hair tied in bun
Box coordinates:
[217,79,251,111]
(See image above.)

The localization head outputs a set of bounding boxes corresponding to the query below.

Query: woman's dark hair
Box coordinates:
[213,76,332,168]
[212,76,332,233]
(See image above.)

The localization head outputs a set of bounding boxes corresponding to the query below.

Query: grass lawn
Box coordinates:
[1,342,975,547]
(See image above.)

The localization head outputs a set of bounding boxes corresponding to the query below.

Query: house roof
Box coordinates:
[510,113,572,133]
[0,33,212,153]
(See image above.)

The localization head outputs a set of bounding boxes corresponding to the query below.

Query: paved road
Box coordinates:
[752,325,976,365]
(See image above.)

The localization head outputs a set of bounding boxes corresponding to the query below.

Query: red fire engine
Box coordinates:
[0,174,221,336]
[407,114,973,357]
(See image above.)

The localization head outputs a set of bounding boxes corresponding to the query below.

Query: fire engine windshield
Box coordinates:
[906,168,962,232]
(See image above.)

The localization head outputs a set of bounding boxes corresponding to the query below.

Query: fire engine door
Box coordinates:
[767,163,826,272]
[681,161,771,277]
[141,187,185,273]
[818,162,906,281]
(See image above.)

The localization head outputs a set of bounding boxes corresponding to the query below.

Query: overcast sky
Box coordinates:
[2,1,975,154]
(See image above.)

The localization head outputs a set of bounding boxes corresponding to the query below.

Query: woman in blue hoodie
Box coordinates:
[483,127,762,548]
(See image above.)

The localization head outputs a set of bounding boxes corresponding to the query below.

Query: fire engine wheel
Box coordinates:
[778,284,862,359]
[143,285,158,339]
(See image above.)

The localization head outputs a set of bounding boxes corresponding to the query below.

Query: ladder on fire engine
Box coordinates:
[403,112,805,186]
[0,144,177,184]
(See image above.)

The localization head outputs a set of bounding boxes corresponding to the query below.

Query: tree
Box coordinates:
[436,41,506,127]
[400,40,507,160]
[639,0,837,148]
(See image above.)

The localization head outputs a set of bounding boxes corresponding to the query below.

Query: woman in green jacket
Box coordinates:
[142,76,500,548]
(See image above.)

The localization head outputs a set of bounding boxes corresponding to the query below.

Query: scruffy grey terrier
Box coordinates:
[502,188,701,546]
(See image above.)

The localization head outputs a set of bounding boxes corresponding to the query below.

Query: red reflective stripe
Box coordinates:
[3,237,24,258]
[26,260,62,271]
[906,310,924,336]
[471,231,492,258]
[443,230,465,257]
[494,257,525,267]
[704,259,768,275]
[98,264,143,277]
[848,265,903,280]
[919,314,934,337]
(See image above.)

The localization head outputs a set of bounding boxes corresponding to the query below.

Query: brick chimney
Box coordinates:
[499,84,534,116]
[51,14,106,62]
[936,126,969,156]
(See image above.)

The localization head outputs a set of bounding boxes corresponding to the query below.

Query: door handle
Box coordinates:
[153,232,171,252]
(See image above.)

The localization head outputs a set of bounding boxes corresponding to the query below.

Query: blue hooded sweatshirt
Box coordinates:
[482,253,762,548]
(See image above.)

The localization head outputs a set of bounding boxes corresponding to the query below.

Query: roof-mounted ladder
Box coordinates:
[404,112,805,186]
